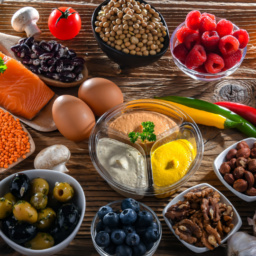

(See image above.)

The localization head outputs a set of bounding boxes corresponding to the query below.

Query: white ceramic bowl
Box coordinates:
[213,137,256,202]
[162,183,242,253]
[0,169,86,256]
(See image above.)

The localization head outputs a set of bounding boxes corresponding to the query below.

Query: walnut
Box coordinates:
[217,221,224,239]
[184,187,213,202]
[208,198,221,222]
[165,201,190,222]
[174,219,202,244]
[212,191,221,202]
[201,198,209,220]
[201,225,222,250]
[223,223,234,234]
[191,211,204,229]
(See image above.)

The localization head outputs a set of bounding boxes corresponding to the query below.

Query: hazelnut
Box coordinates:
[228,158,237,169]
[219,162,231,175]
[246,187,256,196]
[248,159,256,173]
[233,179,248,192]
[236,157,248,168]
[245,171,255,190]
[224,173,235,185]
[236,148,251,159]
[236,141,249,150]
[226,149,237,161]
[233,167,245,179]
[251,148,256,158]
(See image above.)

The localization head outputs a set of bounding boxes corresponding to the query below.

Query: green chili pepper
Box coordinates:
[155,95,256,137]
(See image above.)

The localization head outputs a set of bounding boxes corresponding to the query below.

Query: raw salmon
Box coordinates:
[0,52,54,120]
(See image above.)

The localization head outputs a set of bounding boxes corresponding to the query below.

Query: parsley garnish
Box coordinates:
[0,57,7,74]
[128,121,157,143]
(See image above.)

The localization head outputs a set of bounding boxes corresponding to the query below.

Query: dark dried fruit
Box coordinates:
[11,44,21,53]
[39,53,54,60]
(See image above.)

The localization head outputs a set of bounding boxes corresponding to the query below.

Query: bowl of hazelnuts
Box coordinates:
[213,138,256,202]
[91,0,170,68]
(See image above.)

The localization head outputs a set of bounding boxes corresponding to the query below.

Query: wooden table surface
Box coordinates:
[1,0,256,255]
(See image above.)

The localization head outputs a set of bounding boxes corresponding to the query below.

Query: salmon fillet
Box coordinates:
[0,52,54,120]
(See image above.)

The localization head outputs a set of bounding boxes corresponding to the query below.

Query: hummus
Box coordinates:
[151,139,195,187]
[109,110,177,136]
[96,138,148,189]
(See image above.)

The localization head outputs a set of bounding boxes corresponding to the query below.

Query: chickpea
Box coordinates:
[142,9,147,16]
[156,40,161,45]
[120,34,126,40]
[115,45,122,50]
[130,36,139,44]
[103,37,109,42]
[109,36,115,41]
[147,40,153,45]
[107,41,111,45]
[95,21,100,26]
[148,36,153,41]
[142,39,148,44]
[128,44,136,50]
[130,50,136,55]
[145,4,150,9]
[99,22,104,27]
[160,44,164,48]
[117,30,123,35]
[118,12,123,18]
[158,32,163,37]
[118,25,123,30]
[135,47,141,52]
[116,18,122,25]
[143,50,149,56]
[110,30,116,36]
[100,33,104,38]
[106,27,111,32]
[113,25,119,31]
[160,37,164,42]
[125,41,131,47]
[133,23,140,29]
[106,13,111,19]
[116,39,123,45]
[152,29,158,35]
[112,20,116,25]
[136,34,141,39]
[111,43,115,47]
[157,48,161,53]
[151,44,157,50]
[141,46,146,52]
[137,51,143,56]
[124,30,129,34]
[127,33,131,38]
[105,32,111,37]
[103,22,110,28]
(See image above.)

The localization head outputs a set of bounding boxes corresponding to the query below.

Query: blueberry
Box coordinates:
[98,206,113,220]
[145,242,154,251]
[120,209,137,225]
[136,226,147,237]
[123,225,135,235]
[132,242,146,256]
[121,198,140,213]
[151,222,158,229]
[105,226,117,234]
[95,231,110,247]
[136,211,153,228]
[126,233,140,247]
[104,241,116,255]
[96,220,105,233]
[143,227,160,243]
[116,244,132,256]
[103,212,119,228]
[111,229,126,245]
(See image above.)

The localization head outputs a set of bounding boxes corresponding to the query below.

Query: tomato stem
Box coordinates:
[55,7,78,27]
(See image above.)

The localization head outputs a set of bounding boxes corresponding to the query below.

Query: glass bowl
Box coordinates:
[89,99,204,199]
[91,200,162,256]
[170,18,247,82]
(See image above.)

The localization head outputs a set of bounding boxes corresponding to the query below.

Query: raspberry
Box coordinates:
[223,50,242,69]
[201,31,220,52]
[204,53,224,73]
[173,43,189,64]
[201,13,216,21]
[195,65,207,73]
[233,29,249,49]
[199,16,217,34]
[219,35,239,56]
[185,45,207,69]
[176,27,196,43]
[184,32,201,50]
[185,10,201,30]
[216,19,233,38]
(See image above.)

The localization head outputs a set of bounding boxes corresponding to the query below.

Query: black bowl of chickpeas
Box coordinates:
[92,0,170,68]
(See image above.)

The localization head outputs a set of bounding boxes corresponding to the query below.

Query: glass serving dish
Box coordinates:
[89,99,204,199]
[170,18,247,82]
[91,200,162,256]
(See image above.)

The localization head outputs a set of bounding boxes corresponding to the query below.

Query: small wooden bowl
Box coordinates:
[0,108,35,174]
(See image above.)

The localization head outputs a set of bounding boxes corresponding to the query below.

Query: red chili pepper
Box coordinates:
[215,101,256,127]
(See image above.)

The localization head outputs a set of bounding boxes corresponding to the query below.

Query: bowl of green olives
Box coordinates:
[0,169,86,256]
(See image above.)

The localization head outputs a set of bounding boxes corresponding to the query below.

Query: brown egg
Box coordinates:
[78,78,123,116]
[52,95,95,142]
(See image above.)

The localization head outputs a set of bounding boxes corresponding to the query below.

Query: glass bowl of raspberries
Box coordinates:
[91,199,162,256]
[171,11,249,81]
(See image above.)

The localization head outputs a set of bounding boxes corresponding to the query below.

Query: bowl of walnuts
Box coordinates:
[91,0,170,68]
[163,183,242,253]
[213,138,256,202]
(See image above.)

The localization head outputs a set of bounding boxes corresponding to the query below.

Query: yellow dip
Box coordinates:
[151,139,195,187]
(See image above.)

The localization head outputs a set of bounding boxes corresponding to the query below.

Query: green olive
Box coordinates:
[13,201,38,224]
[53,182,74,202]
[25,232,54,250]
[3,192,17,205]
[31,178,49,196]
[36,207,56,230]
[0,198,12,220]
[30,193,48,210]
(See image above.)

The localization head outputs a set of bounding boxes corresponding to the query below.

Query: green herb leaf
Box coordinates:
[128,121,156,143]
[0,57,7,74]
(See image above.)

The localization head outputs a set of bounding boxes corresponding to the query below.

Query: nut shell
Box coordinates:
[224,173,235,185]
[233,167,245,180]
[236,148,251,159]
[236,157,247,168]
[226,149,237,161]
[236,141,250,150]
[248,159,256,173]
[233,179,248,192]
[245,171,255,190]
[219,162,231,175]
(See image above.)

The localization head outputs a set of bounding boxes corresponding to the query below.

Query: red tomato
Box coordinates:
[48,7,81,40]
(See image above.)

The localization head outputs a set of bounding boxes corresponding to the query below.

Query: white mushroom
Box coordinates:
[34,145,70,173]
[11,7,41,38]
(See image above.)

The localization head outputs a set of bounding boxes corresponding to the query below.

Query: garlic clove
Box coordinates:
[248,211,256,236]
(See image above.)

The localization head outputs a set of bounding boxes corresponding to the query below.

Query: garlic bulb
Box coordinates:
[228,232,256,256]
[248,211,256,236]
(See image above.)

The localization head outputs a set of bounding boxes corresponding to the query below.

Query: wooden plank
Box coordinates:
[0,0,256,255]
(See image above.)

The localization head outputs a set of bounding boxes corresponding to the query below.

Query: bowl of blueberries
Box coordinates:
[91,198,162,256]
